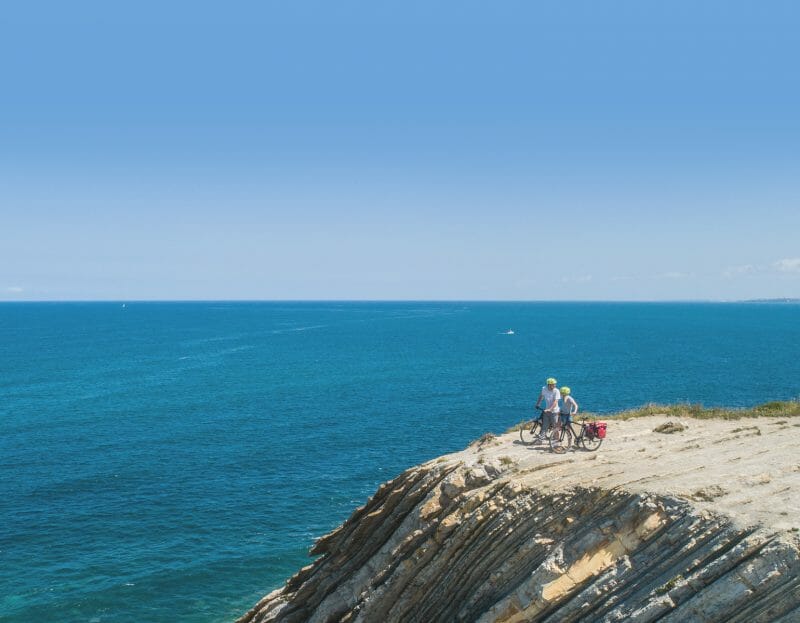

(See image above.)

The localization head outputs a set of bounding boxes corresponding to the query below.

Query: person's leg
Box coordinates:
[538,411,551,440]
[564,416,574,447]
[550,412,565,450]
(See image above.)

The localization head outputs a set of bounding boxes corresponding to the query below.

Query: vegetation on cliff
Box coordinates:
[613,400,800,421]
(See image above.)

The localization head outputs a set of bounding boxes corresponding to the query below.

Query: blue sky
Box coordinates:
[2,0,799,300]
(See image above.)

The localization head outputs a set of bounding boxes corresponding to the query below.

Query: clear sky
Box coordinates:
[2,0,799,301]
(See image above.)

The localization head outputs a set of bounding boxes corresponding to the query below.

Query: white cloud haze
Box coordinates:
[774,258,800,274]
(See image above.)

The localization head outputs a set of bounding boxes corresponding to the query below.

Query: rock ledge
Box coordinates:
[239,415,800,622]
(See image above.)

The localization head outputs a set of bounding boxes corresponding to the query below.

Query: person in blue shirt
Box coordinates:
[557,386,579,448]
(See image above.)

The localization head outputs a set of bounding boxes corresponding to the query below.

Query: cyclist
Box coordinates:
[557,386,579,448]
[534,377,561,442]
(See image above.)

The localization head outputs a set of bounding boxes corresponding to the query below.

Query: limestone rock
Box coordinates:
[238,416,800,623]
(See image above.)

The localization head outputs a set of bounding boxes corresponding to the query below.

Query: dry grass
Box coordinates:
[471,433,497,448]
[656,574,685,595]
[612,400,800,421]
[654,422,686,434]
[731,425,761,434]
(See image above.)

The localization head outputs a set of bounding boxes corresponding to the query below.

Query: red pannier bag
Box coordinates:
[596,422,607,439]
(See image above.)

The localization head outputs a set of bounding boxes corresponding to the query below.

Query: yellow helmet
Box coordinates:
[546,377,557,385]
[560,386,570,395]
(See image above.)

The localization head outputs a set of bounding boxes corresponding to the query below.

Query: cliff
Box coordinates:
[238,411,800,622]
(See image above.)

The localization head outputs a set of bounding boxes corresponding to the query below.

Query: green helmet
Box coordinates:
[546,377,557,385]
[560,386,570,396]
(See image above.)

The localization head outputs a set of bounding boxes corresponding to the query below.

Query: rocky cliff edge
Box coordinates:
[238,413,800,622]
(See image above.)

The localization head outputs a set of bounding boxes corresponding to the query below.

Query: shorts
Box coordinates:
[560,413,573,425]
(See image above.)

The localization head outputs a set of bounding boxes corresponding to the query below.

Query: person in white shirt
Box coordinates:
[534,377,561,441]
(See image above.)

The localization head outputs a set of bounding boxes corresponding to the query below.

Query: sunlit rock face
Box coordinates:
[238,416,800,623]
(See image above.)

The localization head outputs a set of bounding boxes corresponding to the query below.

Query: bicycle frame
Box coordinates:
[554,420,580,441]
[550,417,603,452]
[519,407,546,444]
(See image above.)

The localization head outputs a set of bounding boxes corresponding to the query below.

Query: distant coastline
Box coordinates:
[741,298,800,304]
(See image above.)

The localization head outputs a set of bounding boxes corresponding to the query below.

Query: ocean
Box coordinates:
[2,301,798,622]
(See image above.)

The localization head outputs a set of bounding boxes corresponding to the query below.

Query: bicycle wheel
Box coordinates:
[580,428,603,452]
[519,419,541,444]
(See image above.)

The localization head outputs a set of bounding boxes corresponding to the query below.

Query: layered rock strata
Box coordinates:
[239,416,800,622]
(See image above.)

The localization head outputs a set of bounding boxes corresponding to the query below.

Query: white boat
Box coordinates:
[504,329,514,335]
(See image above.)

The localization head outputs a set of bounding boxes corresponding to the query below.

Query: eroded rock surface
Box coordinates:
[238,416,800,622]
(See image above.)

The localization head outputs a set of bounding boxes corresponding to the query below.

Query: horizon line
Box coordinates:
[2,298,797,304]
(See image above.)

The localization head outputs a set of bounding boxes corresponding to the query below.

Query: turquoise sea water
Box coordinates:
[2,301,799,622]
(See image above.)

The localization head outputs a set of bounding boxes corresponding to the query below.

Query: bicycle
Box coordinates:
[519,407,557,444]
[549,416,606,453]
